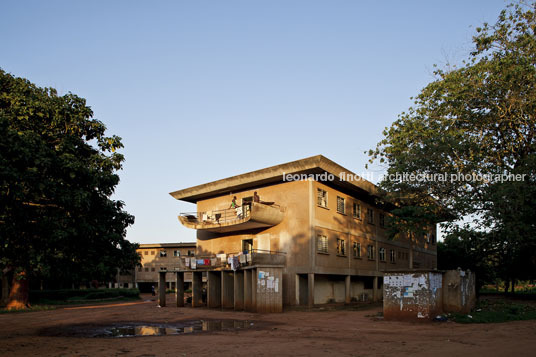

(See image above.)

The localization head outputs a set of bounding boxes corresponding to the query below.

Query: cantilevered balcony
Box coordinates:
[179,202,285,233]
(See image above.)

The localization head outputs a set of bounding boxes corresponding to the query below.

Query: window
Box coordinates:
[187,250,195,257]
[337,196,345,214]
[242,239,253,253]
[379,213,385,228]
[159,250,167,257]
[317,188,328,208]
[151,267,156,272]
[144,267,149,272]
[367,245,375,260]
[379,247,386,261]
[144,251,148,255]
[353,242,361,258]
[151,250,155,255]
[173,250,180,257]
[353,203,361,219]
[336,238,346,255]
[390,249,396,263]
[317,235,328,253]
[366,208,374,224]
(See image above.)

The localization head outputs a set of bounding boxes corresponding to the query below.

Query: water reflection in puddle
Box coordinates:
[104,320,252,337]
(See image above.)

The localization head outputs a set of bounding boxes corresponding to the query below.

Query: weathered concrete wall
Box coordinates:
[443,269,476,314]
[383,272,443,321]
[314,274,346,303]
[255,267,283,313]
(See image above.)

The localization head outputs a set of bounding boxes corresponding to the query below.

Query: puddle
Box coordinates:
[99,320,253,338]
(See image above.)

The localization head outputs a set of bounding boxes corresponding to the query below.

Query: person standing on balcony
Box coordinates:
[253,191,260,203]
[230,196,240,209]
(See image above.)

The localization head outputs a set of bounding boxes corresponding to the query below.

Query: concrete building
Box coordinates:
[170,155,437,308]
[135,243,196,293]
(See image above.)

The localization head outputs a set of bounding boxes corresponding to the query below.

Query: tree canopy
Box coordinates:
[369,2,536,288]
[0,69,139,308]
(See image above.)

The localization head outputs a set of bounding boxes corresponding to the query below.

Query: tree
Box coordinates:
[0,69,139,309]
[369,2,536,287]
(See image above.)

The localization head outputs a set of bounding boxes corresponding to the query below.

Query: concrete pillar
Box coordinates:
[176,272,184,307]
[244,269,252,311]
[373,276,378,302]
[222,271,234,309]
[158,271,166,307]
[252,268,257,312]
[192,271,203,307]
[345,275,351,304]
[234,271,244,310]
[308,273,315,308]
[207,271,221,308]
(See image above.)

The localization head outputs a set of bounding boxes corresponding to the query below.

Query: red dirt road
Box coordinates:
[1,294,535,356]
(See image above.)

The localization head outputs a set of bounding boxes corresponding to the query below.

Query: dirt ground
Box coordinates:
[1,294,535,357]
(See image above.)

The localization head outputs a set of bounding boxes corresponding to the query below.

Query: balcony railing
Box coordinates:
[179,202,285,233]
[174,249,286,270]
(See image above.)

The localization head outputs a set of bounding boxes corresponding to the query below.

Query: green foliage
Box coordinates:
[0,69,140,290]
[369,2,536,284]
[29,288,140,304]
[438,231,496,289]
[451,299,536,323]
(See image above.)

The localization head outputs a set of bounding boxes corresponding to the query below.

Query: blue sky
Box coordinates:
[1,0,508,243]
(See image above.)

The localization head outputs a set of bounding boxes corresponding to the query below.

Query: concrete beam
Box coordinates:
[308,273,315,308]
[176,272,184,307]
[158,271,166,307]
[373,276,378,302]
[234,271,244,310]
[244,270,252,311]
[345,275,351,304]
[207,271,222,308]
[192,272,203,307]
[222,271,234,309]
[252,268,257,312]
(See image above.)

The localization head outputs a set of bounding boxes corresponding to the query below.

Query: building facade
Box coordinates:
[135,243,196,292]
[170,156,437,307]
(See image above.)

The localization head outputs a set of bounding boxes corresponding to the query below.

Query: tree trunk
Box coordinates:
[1,272,10,307]
[6,270,30,310]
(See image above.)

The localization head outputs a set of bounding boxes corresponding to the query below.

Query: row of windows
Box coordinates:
[138,267,156,272]
[318,188,386,228]
[317,235,400,263]
[141,249,195,257]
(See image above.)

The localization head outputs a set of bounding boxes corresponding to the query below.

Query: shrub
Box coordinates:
[29,288,139,303]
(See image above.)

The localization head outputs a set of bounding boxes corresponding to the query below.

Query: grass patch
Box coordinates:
[30,288,140,305]
[35,295,140,306]
[452,299,536,323]
[0,305,56,314]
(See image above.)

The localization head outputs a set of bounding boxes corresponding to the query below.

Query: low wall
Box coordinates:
[443,269,476,314]
[383,271,443,321]
[383,269,476,321]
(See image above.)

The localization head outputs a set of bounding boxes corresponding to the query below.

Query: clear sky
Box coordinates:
[1,0,508,244]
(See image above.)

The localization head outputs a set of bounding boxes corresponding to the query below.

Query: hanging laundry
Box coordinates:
[231,256,240,271]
